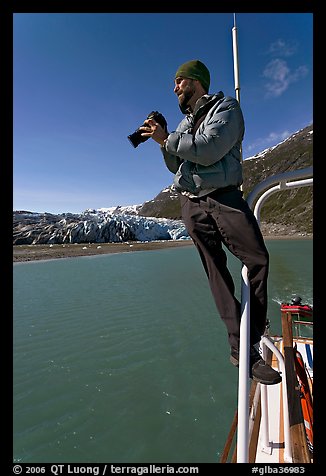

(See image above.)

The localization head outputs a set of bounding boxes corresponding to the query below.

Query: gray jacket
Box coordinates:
[161,92,244,196]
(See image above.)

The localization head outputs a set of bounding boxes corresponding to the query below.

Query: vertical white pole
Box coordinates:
[233,13,250,463]
[232,13,241,105]
[232,13,243,182]
[237,266,250,462]
[260,342,271,453]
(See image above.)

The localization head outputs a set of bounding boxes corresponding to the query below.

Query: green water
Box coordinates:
[13,239,312,463]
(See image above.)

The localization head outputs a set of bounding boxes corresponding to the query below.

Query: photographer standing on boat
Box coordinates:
[140,59,281,385]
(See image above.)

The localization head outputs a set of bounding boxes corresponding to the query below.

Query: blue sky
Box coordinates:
[13,13,313,214]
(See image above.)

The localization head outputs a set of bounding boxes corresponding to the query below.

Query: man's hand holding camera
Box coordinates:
[140,119,169,147]
[127,111,168,148]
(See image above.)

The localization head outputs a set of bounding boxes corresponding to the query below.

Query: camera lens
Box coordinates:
[128,129,149,148]
[127,111,166,148]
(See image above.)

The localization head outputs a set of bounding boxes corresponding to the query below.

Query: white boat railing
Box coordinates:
[260,336,292,463]
[236,166,313,463]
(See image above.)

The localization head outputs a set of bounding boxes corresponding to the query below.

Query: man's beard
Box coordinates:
[178,86,195,114]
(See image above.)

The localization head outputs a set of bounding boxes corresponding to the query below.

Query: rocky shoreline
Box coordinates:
[13,240,194,263]
[13,234,312,263]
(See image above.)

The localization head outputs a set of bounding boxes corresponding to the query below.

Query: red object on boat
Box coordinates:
[281,303,313,319]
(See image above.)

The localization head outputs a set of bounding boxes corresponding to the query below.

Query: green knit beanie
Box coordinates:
[175,59,210,92]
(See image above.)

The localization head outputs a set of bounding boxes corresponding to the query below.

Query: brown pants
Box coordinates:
[180,189,269,351]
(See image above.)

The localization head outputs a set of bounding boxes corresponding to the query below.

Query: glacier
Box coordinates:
[13,209,189,245]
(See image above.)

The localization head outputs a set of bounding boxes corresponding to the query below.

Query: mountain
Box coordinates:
[138,186,181,220]
[242,124,313,235]
[138,124,313,236]
[13,124,313,245]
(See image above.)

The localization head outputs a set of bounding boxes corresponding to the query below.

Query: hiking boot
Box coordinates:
[251,359,282,385]
[230,346,282,385]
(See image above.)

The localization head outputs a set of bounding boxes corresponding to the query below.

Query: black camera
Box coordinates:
[128,111,167,148]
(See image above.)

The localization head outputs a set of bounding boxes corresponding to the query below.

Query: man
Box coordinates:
[141,59,281,385]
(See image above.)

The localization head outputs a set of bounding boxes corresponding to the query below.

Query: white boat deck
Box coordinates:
[254,338,313,463]
[255,381,284,463]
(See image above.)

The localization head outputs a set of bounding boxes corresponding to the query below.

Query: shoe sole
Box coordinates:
[231,355,282,385]
[252,375,282,385]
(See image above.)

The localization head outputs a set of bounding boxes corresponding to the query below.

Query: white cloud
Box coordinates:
[267,39,298,57]
[263,59,308,97]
